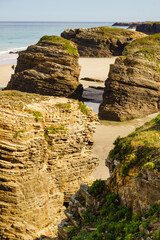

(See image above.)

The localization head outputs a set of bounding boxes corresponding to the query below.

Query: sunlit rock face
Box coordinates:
[0,91,99,239]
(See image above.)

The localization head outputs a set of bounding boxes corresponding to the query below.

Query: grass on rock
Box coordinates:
[40,35,78,55]
[109,114,160,177]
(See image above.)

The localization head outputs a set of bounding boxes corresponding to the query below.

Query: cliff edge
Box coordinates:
[0,91,99,239]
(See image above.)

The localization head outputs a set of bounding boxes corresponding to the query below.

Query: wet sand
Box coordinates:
[79,57,116,88]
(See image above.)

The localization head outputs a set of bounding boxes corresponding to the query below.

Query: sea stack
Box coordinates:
[5,35,83,99]
[61,27,146,57]
[99,33,160,121]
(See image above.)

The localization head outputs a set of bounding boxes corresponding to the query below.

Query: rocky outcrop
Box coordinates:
[107,114,160,214]
[0,90,99,239]
[136,22,160,34]
[5,36,82,99]
[99,34,160,121]
[112,22,146,28]
[57,115,160,239]
[61,27,146,57]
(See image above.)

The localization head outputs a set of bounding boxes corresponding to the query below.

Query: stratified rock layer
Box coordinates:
[61,27,146,57]
[136,22,160,34]
[5,36,82,98]
[0,91,99,239]
[99,55,160,121]
[99,34,160,121]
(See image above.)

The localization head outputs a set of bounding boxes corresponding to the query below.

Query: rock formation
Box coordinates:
[57,115,160,239]
[99,33,160,121]
[136,22,160,34]
[107,114,160,214]
[0,90,99,239]
[112,22,146,29]
[61,27,146,57]
[5,36,82,99]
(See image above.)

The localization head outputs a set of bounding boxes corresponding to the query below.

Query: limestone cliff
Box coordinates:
[61,27,146,57]
[0,91,99,239]
[5,36,82,99]
[99,33,160,121]
[136,22,160,34]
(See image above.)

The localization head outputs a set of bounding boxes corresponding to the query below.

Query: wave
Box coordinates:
[0,46,27,55]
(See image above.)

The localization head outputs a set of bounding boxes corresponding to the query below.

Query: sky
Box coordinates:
[0,0,160,22]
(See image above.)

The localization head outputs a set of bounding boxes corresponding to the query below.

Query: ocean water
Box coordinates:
[0,21,114,65]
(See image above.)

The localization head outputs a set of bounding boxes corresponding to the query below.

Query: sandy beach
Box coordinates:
[0,63,15,89]
[79,57,116,88]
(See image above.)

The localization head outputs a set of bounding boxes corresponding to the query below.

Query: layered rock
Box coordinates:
[61,27,146,57]
[136,22,160,34]
[0,90,99,239]
[99,34,160,121]
[5,36,82,99]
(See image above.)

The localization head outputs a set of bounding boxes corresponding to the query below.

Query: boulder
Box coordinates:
[99,33,160,121]
[61,27,146,57]
[5,36,82,99]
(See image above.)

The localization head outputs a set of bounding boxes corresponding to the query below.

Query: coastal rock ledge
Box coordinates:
[5,36,82,99]
[61,27,146,57]
[0,91,99,239]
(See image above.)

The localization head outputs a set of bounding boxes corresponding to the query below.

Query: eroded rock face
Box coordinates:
[99,54,160,121]
[61,27,146,57]
[0,91,99,239]
[136,22,160,34]
[5,36,82,99]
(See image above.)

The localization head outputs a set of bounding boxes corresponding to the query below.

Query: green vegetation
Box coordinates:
[109,114,160,177]
[123,33,160,72]
[88,180,105,197]
[30,111,43,122]
[71,190,160,240]
[98,27,137,38]
[44,125,67,151]
[55,103,71,110]
[40,35,78,55]
[13,129,25,138]
[78,101,88,115]
[44,125,67,141]
[0,91,48,109]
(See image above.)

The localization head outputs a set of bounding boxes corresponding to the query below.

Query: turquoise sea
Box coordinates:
[0,21,114,65]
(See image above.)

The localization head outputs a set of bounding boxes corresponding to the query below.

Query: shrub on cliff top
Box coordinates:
[123,33,160,57]
[40,35,78,55]
[109,114,160,177]
[72,189,160,239]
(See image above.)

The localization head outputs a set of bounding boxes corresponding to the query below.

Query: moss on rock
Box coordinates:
[40,35,78,55]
